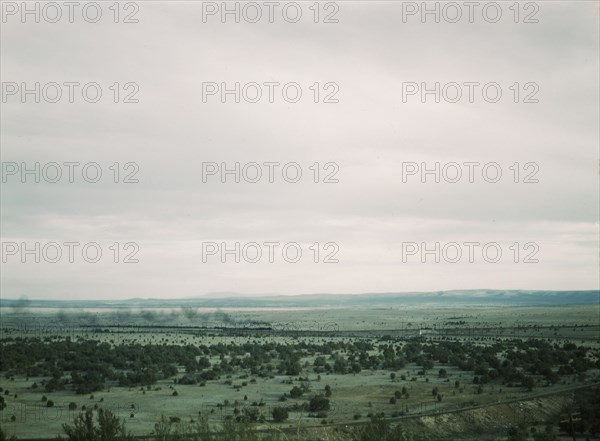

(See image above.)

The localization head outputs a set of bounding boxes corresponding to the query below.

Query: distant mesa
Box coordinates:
[0,290,598,309]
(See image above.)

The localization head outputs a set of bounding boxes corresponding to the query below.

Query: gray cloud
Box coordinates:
[1,1,598,299]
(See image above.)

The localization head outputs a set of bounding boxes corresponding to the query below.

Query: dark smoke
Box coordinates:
[11,295,31,315]
[181,306,198,321]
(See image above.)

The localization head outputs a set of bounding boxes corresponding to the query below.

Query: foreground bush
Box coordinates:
[59,408,134,441]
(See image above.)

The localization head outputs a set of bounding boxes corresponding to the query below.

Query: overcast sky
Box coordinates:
[1,1,598,300]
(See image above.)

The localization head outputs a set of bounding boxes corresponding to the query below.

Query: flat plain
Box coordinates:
[0,300,599,440]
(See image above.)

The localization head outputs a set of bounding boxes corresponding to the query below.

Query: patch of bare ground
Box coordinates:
[393,393,573,440]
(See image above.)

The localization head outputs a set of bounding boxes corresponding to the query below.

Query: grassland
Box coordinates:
[0,303,599,440]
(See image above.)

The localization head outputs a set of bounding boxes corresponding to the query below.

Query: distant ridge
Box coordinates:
[1,290,598,309]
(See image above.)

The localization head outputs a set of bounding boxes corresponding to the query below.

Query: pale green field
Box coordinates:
[0,305,599,439]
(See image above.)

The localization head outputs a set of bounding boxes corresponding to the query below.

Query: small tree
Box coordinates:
[289,386,303,398]
[272,407,289,422]
[308,396,330,412]
[522,376,534,392]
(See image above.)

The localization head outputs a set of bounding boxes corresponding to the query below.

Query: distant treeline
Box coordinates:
[0,337,597,398]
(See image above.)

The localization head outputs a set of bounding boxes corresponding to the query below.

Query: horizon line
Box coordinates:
[1,288,599,303]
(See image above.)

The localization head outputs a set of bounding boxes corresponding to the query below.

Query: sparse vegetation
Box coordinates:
[0,305,598,440]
